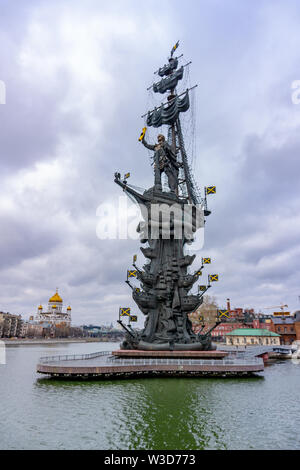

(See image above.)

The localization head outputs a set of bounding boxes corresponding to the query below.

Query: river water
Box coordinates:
[0,341,299,450]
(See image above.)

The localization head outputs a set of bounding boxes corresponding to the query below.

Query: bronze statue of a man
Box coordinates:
[141,134,180,193]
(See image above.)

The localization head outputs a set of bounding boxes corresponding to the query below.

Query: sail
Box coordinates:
[146,90,190,128]
[158,57,178,77]
[153,66,184,94]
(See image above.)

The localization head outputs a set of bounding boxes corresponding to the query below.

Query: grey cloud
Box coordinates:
[2,0,300,322]
[0,214,61,268]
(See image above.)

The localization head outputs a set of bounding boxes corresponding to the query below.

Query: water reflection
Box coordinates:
[35,376,260,449]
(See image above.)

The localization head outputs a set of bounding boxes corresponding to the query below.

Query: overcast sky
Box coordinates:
[1,0,300,325]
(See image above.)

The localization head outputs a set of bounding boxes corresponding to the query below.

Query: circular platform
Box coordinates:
[36,350,264,379]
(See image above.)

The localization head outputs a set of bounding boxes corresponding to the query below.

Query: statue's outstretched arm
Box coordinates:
[142,138,155,151]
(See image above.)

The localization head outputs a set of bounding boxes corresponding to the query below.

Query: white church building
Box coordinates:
[35,290,72,327]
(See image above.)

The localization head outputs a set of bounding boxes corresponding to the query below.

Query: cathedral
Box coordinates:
[35,290,72,327]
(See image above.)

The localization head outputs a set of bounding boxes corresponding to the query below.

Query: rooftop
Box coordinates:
[271,317,294,325]
[226,328,280,337]
[49,290,63,303]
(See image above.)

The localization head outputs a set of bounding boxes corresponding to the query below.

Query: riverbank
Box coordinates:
[2,338,120,346]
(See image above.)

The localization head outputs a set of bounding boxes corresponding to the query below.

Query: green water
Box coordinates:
[0,342,299,450]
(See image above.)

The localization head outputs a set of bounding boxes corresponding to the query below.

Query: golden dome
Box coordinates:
[38,305,43,310]
[67,306,71,311]
[49,290,63,303]
[52,305,57,308]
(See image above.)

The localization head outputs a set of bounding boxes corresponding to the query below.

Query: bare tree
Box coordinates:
[189,295,219,330]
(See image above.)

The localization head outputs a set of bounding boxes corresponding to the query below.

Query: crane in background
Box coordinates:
[264,304,288,311]
[264,304,289,315]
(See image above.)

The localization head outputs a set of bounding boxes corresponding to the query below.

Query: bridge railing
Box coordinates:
[39,351,112,364]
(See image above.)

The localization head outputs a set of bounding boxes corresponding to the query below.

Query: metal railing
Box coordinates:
[109,357,263,366]
[218,345,297,357]
[39,351,112,364]
[38,352,263,367]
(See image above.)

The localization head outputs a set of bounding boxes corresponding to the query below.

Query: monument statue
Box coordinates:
[114,43,219,351]
[141,134,180,193]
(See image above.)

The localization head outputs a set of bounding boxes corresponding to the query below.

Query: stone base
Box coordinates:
[112,349,228,359]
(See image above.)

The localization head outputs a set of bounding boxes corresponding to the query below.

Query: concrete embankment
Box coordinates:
[2,338,119,346]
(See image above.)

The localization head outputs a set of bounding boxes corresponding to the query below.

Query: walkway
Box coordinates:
[37,350,264,379]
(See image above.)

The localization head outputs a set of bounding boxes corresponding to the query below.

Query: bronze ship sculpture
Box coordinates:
[114,42,220,350]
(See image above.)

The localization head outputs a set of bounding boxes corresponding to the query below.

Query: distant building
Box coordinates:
[226,328,280,346]
[82,325,102,337]
[294,311,300,341]
[191,301,300,345]
[0,312,24,338]
[269,313,300,345]
[191,298,261,340]
[35,290,72,327]
[24,323,44,338]
[212,321,246,340]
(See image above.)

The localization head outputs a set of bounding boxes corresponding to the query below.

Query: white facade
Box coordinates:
[35,290,72,326]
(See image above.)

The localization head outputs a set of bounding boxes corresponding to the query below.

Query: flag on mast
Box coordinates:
[171,41,179,57]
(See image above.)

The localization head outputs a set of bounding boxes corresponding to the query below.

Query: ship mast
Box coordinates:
[145,41,202,205]
[169,43,178,156]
